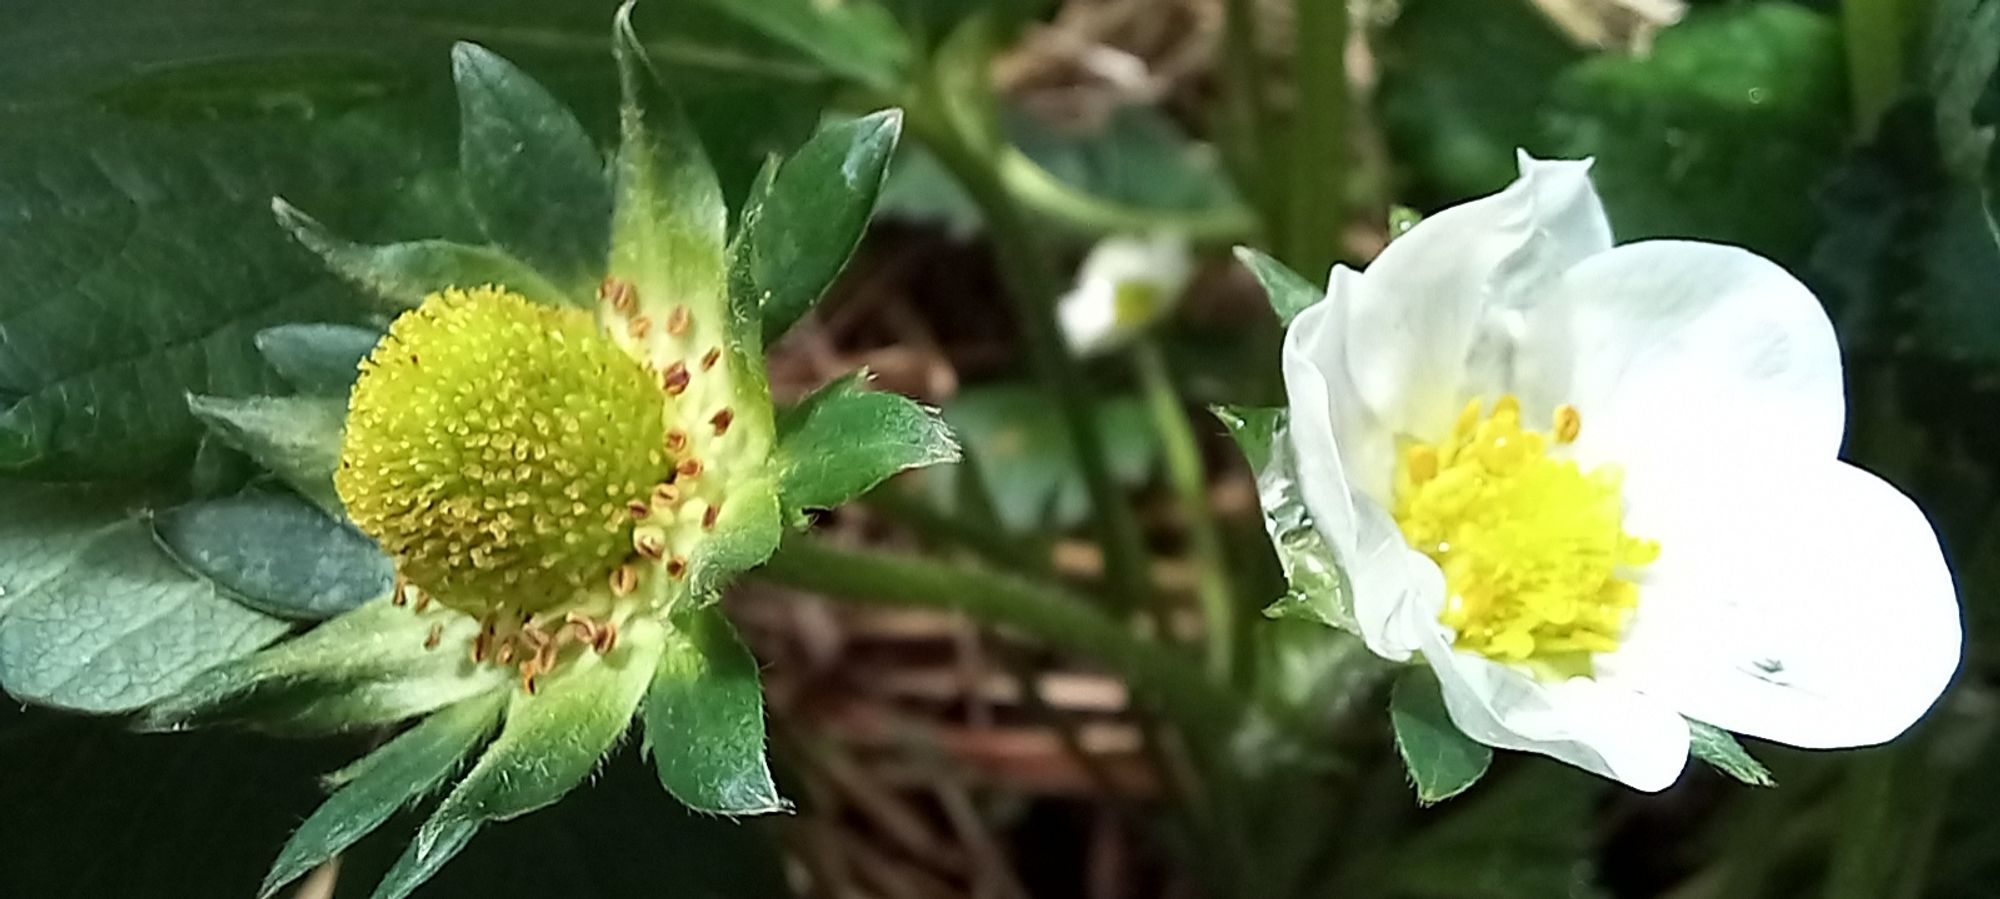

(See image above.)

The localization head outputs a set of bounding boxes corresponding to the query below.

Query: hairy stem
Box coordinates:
[1133,339,1239,679]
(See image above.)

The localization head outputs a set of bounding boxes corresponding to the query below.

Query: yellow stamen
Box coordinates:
[1393,395,1658,673]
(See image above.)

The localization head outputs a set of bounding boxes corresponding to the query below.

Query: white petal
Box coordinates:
[1606,461,1962,749]
[1344,155,1611,440]
[1523,240,1844,481]
[1282,290,1427,660]
[1058,281,1119,355]
[1403,580,1690,791]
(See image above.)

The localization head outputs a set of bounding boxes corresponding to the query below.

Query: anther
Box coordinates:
[666,556,688,580]
[598,278,638,315]
[661,362,690,396]
[702,503,721,530]
[634,527,667,559]
[666,306,691,336]
[610,563,639,597]
[676,457,703,479]
[628,315,653,340]
[628,499,652,520]
[424,622,444,650]
[594,620,620,654]
[700,347,721,371]
[652,482,680,506]
[1406,445,1439,484]
[710,408,734,435]
[665,429,689,454]
[1554,405,1582,444]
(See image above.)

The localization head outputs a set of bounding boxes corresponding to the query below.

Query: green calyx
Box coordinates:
[336,286,671,617]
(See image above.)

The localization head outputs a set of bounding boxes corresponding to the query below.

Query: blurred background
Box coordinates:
[1,0,1995,897]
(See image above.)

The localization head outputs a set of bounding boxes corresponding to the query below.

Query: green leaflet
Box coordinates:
[928,384,1159,532]
[0,113,397,481]
[185,394,347,515]
[1688,720,1776,787]
[0,521,290,713]
[1213,405,1355,633]
[1542,3,1848,266]
[254,323,382,395]
[451,42,612,295]
[371,616,668,899]
[141,599,510,735]
[684,0,911,91]
[153,487,391,621]
[774,370,959,524]
[1389,666,1493,805]
[644,607,785,815]
[274,199,576,312]
[748,110,904,343]
[258,691,507,898]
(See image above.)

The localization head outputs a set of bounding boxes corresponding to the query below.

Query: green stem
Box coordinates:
[862,486,1047,575]
[1282,0,1350,279]
[758,537,1238,736]
[908,104,1155,613]
[998,151,1258,243]
[1221,0,1279,234]
[1133,339,1238,679]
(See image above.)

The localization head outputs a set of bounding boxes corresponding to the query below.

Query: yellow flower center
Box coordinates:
[337,287,670,619]
[1392,396,1658,674]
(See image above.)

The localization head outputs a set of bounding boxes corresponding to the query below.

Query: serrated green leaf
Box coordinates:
[1688,720,1776,787]
[0,482,142,619]
[1232,247,1323,327]
[1377,0,1581,201]
[259,691,506,899]
[1213,405,1354,632]
[1382,764,1610,899]
[273,198,577,312]
[254,323,381,396]
[142,599,509,735]
[752,110,904,342]
[645,607,784,814]
[1542,4,1848,265]
[186,394,346,515]
[376,616,668,899]
[775,371,959,522]
[686,0,912,90]
[929,385,1159,532]
[1390,666,1492,805]
[451,42,612,293]
[0,522,289,713]
[0,113,403,481]
[153,487,391,621]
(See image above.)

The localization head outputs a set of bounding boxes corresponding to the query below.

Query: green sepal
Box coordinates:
[186,393,346,515]
[644,607,786,815]
[1390,665,1493,805]
[274,198,575,312]
[140,599,511,735]
[450,41,612,293]
[685,477,784,604]
[1213,405,1355,633]
[1233,246,1323,327]
[774,370,959,526]
[0,520,290,713]
[1688,720,1776,787]
[255,323,382,395]
[684,0,913,91]
[371,616,668,899]
[747,110,905,343]
[153,487,390,621]
[257,691,507,899]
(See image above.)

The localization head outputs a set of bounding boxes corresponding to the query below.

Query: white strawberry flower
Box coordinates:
[1283,152,1962,791]
[1058,233,1193,356]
